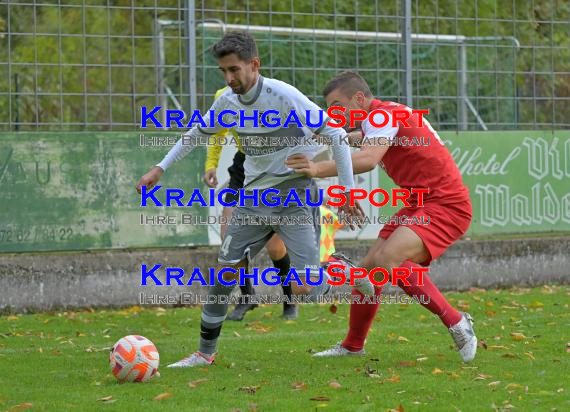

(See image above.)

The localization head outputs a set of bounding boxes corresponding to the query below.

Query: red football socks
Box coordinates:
[341,260,462,351]
[342,286,383,352]
[397,260,462,328]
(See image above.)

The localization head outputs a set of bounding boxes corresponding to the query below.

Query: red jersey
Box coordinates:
[362,99,469,205]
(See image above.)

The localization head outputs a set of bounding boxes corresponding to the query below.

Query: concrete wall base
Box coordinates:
[1,237,568,313]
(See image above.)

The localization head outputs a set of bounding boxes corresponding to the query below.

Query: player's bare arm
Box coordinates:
[135,166,164,194]
[286,142,389,178]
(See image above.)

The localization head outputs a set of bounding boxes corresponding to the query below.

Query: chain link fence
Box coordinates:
[0,0,568,131]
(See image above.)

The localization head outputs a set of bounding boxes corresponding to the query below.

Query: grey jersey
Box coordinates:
[157,76,355,191]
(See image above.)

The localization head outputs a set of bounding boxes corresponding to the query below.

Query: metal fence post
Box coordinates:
[155,20,167,127]
[402,0,412,107]
[186,0,197,114]
[459,42,468,130]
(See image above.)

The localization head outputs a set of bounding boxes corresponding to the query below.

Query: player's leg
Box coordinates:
[273,190,373,299]
[224,152,258,321]
[265,234,297,320]
[167,260,246,368]
[372,226,456,322]
[370,224,476,361]
[220,205,234,240]
[314,227,432,357]
[316,202,476,361]
[224,205,258,321]
[314,238,386,357]
[168,204,275,368]
[386,201,476,361]
[341,239,388,353]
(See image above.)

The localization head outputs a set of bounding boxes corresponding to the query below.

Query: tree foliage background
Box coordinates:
[0,0,568,131]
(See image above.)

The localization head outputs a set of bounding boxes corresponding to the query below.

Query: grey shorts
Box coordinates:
[218,178,321,276]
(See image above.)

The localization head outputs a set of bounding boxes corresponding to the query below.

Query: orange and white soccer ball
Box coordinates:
[109,335,159,382]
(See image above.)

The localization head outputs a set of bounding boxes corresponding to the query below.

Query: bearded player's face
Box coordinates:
[326,89,365,130]
[218,53,260,95]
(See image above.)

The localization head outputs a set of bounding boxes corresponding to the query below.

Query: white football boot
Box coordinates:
[448,312,478,362]
[313,342,365,357]
[328,252,375,296]
[167,351,216,368]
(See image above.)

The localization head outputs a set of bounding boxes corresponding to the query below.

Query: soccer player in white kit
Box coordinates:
[136,32,372,368]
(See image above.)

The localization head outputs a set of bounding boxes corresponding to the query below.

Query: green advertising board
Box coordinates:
[376,131,570,237]
[447,131,570,236]
[0,132,208,252]
[0,130,568,253]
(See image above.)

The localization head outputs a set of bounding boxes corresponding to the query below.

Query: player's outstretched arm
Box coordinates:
[281,82,355,190]
[134,135,195,194]
[136,166,164,194]
[286,143,388,178]
[135,96,227,194]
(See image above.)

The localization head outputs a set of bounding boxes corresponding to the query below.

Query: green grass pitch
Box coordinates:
[0,286,568,411]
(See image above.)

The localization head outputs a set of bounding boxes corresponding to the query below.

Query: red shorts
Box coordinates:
[379,199,472,266]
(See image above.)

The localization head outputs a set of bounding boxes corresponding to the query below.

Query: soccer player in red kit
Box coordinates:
[286,71,478,362]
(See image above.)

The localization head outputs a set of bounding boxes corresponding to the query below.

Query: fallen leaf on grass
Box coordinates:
[329,381,341,389]
[479,340,488,350]
[487,345,508,350]
[397,336,409,343]
[488,381,501,389]
[510,332,526,341]
[188,378,208,388]
[502,353,520,359]
[9,403,33,410]
[239,386,259,395]
[153,393,173,401]
[329,304,338,314]
[310,396,330,402]
[245,322,272,334]
[291,382,307,391]
[97,396,114,402]
[457,302,470,310]
[432,368,444,375]
[524,352,535,360]
[382,375,400,383]
[398,361,417,367]
[125,306,143,314]
[505,383,524,391]
[528,301,544,308]
[387,405,405,412]
[473,374,493,381]
[233,331,241,338]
